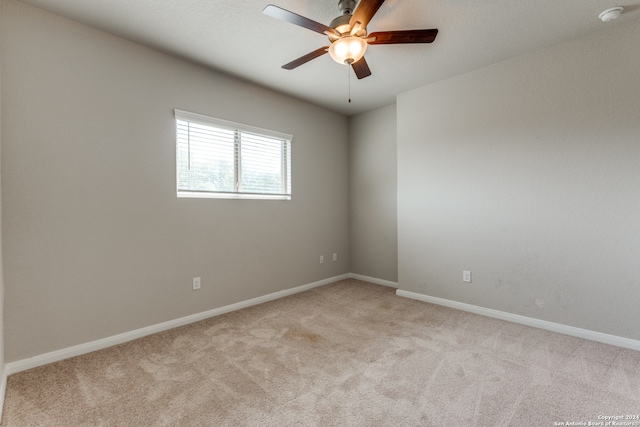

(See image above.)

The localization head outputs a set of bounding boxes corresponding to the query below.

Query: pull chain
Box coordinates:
[348,64,351,103]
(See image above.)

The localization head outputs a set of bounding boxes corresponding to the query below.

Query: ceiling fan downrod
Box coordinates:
[338,0,356,15]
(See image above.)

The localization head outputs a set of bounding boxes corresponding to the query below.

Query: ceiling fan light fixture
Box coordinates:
[329,36,367,65]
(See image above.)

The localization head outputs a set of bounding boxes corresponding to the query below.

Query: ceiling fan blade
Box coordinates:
[282,47,329,70]
[367,29,438,45]
[263,5,336,36]
[349,0,385,30]
[351,57,372,79]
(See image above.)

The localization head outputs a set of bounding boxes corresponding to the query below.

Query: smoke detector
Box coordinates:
[599,7,623,22]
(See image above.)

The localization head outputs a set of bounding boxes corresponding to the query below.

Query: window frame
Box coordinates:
[174,109,292,200]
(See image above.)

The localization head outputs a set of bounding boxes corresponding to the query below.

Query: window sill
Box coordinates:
[177,191,291,200]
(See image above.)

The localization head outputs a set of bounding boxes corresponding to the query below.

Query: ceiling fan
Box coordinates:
[263,0,438,79]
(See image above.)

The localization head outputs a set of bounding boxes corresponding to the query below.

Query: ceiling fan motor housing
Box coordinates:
[330,14,352,34]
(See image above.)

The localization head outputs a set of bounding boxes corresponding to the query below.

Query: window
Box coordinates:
[175,109,292,199]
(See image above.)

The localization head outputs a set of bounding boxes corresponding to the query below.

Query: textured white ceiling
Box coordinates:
[17,0,639,115]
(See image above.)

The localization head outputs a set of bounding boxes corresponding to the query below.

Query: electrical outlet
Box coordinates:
[462,270,471,283]
[193,277,201,290]
[320,255,324,264]
[333,253,338,262]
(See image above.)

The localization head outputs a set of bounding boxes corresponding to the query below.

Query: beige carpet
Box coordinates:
[2,279,640,426]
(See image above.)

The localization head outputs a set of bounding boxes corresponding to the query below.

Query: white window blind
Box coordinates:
[175,109,292,199]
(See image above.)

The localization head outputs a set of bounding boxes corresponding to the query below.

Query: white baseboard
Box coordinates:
[5,274,350,376]
[0,365,6,421]
[396,289,640,352]
[348,273,398,288]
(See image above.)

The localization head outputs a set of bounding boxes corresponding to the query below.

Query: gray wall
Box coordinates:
[1,0,349,362]
[397,20,640,340]
[349,104,397,282]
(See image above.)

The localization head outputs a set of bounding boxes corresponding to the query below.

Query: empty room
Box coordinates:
[1,0,639,425]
